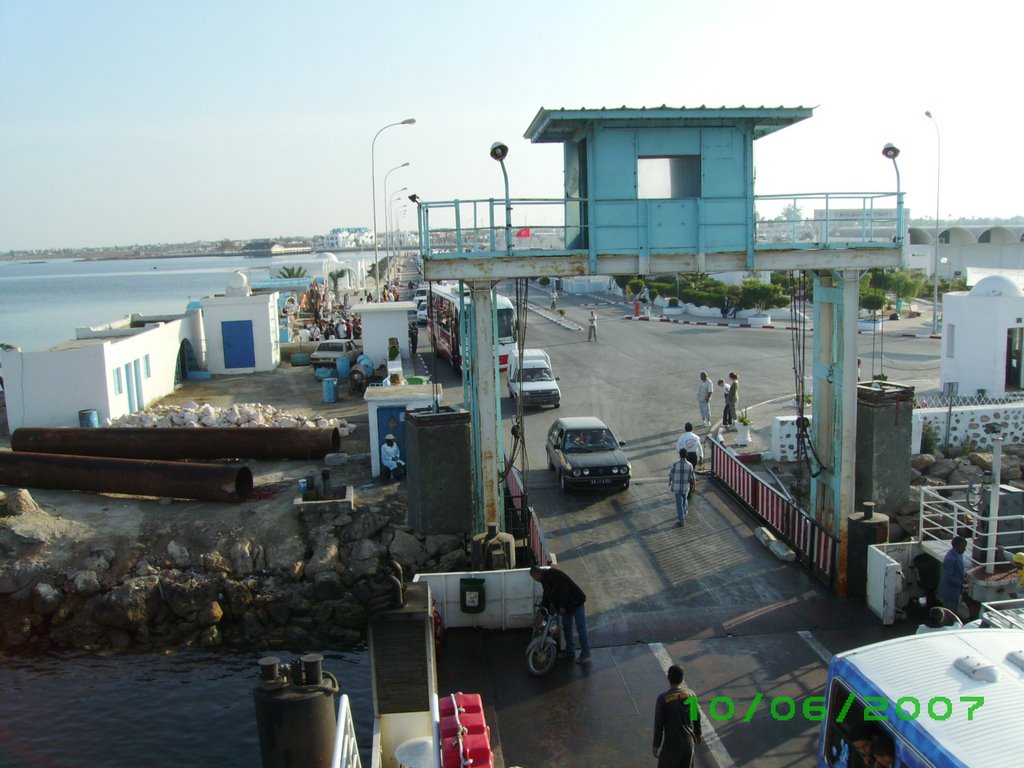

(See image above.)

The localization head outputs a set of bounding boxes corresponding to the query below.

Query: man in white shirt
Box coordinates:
[380,433,405,481]
[675,423,703,469]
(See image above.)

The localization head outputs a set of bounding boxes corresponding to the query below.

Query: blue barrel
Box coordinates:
[322,378,338,403]
[336,356,350,380]
[314,366,335,381]
[78,409,99,428]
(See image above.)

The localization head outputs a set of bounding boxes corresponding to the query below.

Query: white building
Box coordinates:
[2,273,282,429]
[941,274,1024,398]
[1,313,202,429]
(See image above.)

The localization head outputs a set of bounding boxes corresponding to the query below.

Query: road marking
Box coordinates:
[797,630,833,664]
[650,642,736,768]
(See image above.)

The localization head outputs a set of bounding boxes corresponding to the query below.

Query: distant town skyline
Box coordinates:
[3,1,1022,252]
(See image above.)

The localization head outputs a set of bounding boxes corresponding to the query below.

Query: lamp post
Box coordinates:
[370,119,415,300]
[926,110,941,334]
[489,142,512,257]
[382,162,409,298]
[387,189,407,288]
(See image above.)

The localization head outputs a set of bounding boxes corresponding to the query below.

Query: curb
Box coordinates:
[622,315,802,331]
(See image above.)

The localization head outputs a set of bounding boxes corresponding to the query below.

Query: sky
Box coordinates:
[2,0,1022,251]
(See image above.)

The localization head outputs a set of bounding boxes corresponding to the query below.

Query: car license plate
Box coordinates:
[591,478,613,485]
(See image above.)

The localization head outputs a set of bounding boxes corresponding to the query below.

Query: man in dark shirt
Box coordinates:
[529,565,591,663]
[652,664,702,767]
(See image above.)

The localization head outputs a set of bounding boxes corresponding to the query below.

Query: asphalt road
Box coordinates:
[417,281,944,768]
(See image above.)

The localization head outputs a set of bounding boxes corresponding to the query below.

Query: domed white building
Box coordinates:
[941,274,1024,397]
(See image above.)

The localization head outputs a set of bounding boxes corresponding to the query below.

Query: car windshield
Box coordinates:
[563,429,616,452]
[522,367,553,382]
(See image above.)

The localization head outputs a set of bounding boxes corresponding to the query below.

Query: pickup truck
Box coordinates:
[508,348,560,408]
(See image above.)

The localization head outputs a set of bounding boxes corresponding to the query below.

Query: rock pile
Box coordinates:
[107,401,356,435]
[888,445,1024,541]
[0,487,471,654]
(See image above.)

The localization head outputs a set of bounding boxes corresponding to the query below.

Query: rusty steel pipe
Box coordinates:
[11,427,341,461]
[0,451,253,503]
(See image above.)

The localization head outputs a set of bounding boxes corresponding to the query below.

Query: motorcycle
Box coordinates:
[525,604,563,676]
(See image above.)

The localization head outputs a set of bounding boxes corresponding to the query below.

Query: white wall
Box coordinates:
[941,291,1024,397]
[364,386,443,477]
[912,404,1024,452]
[200,293,280,374]
[359,302,416,364]
[2,316,197,429]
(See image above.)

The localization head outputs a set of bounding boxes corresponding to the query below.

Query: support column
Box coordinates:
[467,281,504,533]
[810,266,861,596]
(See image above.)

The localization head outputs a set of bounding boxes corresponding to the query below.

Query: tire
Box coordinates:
[527,639,558,676]
[560,471,571,493]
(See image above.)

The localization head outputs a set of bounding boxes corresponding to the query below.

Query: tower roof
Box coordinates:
[525,105,814,143]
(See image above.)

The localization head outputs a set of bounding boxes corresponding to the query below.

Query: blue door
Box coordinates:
[222,320,256,368]
[377,406,407,465]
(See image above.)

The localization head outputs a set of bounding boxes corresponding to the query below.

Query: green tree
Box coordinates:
[739,279,790,311]
[277,266,308,279]
[886,271,925,303]
[861,289,886,315]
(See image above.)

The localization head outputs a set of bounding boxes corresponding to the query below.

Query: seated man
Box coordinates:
[380,434,405,481]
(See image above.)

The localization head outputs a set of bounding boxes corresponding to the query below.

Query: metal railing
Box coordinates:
[709,436,836,587]
[917,485,1024,572]
[417,192,904,259]
[330,694,363,768]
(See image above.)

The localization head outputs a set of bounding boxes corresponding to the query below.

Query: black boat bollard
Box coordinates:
[253,654,339,767]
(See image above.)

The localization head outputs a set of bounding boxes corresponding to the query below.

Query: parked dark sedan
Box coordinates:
[544,416,630,493]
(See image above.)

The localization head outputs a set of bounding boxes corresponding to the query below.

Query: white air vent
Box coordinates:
[954,655,1000,682]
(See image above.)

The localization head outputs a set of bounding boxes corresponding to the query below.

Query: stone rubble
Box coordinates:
[105,401,356,437]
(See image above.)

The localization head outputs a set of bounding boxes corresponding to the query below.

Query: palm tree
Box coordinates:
[329,269,349,290]
[276,266,307,279]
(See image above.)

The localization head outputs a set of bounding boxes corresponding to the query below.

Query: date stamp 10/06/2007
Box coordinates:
[684,694,985,724]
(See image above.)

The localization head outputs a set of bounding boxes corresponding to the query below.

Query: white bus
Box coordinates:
[817,628,1024,768]
[427,283,517,372]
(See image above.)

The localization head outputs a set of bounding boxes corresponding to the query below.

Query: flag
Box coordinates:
[515,227,531,238]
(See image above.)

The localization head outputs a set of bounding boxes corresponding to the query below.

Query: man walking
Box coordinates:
[697,372,713,427]
[588,310,598,342]
[652,664,702,767]
[529,565,591,663]
[408,322,419,356]
[550,288,558,311]
[675,423,703,470]
[668,449,696,527]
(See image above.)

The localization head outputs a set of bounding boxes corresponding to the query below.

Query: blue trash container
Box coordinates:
[322,378,338,403]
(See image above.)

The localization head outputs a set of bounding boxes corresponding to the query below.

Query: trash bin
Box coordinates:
[459,577,485,614]
[78,409,99,428]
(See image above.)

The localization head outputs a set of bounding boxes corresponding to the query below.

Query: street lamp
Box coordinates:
[881,142,903,241]
[489,141,512,257]
[371,119,415,299]
[382,162,409,297]
[387,188,407,286]
[926,110,942,334]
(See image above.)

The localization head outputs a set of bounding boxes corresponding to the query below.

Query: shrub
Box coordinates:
[668,297,680,307]
[538,276,550,287]
[920,422,939,455]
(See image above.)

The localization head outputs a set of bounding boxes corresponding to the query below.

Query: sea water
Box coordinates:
[0,252,378,765]
[0,252,371,354]
[0,648,373,767]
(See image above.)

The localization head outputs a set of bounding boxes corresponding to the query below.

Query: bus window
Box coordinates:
[821,682,907,768]
[496,306,517,342]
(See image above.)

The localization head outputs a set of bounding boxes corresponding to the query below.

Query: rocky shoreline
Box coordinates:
[0,482,471,654]
[0,394,469,655]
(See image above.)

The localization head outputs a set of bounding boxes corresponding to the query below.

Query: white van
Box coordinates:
[508,348,560,408]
